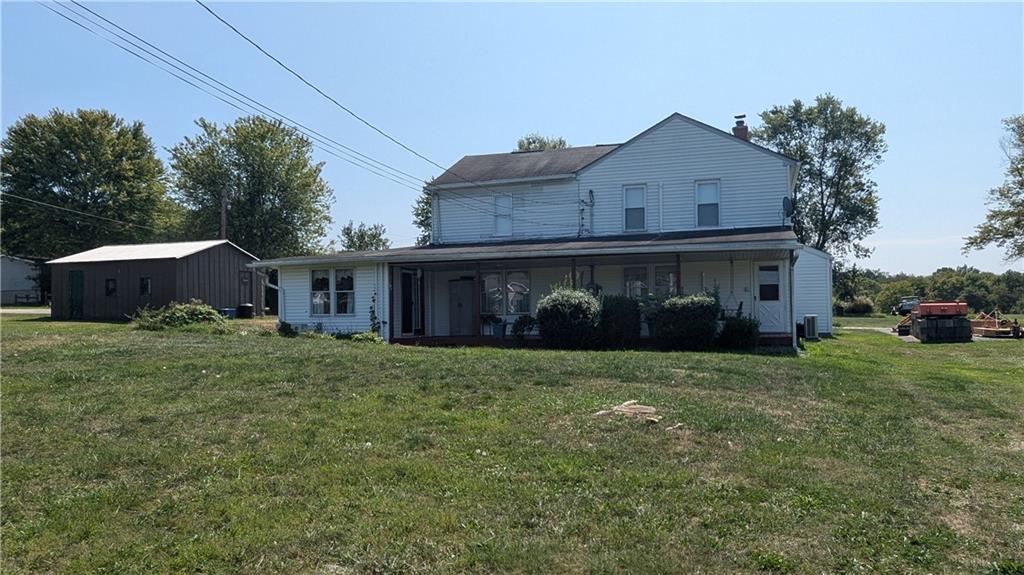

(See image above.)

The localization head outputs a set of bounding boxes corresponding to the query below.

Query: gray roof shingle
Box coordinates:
[430,145,620,187]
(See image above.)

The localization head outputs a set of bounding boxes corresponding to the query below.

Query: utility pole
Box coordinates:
[219,186,227,239]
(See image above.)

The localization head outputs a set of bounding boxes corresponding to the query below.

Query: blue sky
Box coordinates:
[3,2,1022,274]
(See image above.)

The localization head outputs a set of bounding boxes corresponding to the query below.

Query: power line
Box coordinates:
[39,2,578,232]
[1,191,162,232]
[61,0,423,190]
[191,0,580,213]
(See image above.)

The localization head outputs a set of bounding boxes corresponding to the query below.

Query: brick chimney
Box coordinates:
[732,114,749,140]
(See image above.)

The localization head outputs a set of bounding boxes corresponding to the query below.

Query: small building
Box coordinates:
[1,254,42,305]
[47,240,264,320]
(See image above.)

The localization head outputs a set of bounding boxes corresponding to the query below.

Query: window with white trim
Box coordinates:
[624,266,648,299]
[494,195,512,236]
[334,269,354,315]
[624,185,646,231]
[311,269,330,315]
[696,181,720,227]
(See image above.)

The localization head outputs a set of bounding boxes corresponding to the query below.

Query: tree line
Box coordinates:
[834,264,1024,314]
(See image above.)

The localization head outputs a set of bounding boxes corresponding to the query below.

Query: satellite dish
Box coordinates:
[782,196,795,217]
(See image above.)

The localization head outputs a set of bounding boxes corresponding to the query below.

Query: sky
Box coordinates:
[2,1,1022,275]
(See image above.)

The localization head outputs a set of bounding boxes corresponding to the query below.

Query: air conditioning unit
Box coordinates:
[804,314,820,340]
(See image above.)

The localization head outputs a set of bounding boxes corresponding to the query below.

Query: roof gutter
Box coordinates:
[427,173,577,190]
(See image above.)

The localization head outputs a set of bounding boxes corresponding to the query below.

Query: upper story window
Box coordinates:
[624,185,646,231]
[494,195,512,236]
[696,181,720,227]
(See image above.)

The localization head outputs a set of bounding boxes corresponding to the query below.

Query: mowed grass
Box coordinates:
[2,315,1023,574]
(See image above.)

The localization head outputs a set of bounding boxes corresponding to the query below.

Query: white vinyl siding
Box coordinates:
[580,115,791,236]
[794,246,833,334]
[279,264,385,334]
[434,180,580,244]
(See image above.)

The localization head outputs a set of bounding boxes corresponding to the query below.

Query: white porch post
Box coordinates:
[789,250,798,349]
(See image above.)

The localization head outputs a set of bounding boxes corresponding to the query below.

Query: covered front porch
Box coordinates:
[388,247,796,347]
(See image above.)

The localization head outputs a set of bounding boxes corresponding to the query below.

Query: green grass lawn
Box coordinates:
[3,315,1023,574]
[833,315,902,329]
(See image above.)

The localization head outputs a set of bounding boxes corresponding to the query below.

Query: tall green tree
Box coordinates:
[752,94,887,259]
[1,109,167,259]
[516,133,569,152]
[169,117,333,259]
[964,114,1024,261]
[337,220,391,251]
[412,189,432,246]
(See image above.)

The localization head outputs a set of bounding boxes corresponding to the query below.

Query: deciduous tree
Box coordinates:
[169,117,333,259]
[752,94,886,259]
[1,109,167,259]
[338,220,390,251]
[964,115,1024,261]
[516,133,569,152]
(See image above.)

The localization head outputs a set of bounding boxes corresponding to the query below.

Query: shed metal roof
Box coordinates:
[429,145,620,187]
[47,240,257,264]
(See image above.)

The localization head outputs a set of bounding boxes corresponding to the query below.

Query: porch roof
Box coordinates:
[254,227,800,268]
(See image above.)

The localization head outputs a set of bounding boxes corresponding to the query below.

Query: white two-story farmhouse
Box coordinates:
[255,113,833,346]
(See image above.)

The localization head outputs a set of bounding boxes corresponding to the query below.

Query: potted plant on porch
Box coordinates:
[480,314,507,338]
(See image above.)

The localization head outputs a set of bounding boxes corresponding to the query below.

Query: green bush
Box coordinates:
[134,299,225,331]
[511,315,537,341]
[277,321,299,338]
[350,331,384,344]
[652,293,720,351]
[535,288,599,350]
[843,296,874,315]
[599,295,641,349]
[717,316,761,351]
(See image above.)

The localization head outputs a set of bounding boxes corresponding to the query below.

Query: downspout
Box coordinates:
[790,249,798,349]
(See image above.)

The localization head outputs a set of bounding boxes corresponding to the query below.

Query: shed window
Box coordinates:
[139,277,152,296]
[624,186,646,231]
[494,195,512,236]
[654,265,678,298]
[335,269,354,315]
[697,181,720,227]
[311,269,330,315]
[624,267,648,299]
[105,278,117,297]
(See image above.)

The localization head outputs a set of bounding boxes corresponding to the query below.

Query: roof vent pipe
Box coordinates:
[732,114,749,141]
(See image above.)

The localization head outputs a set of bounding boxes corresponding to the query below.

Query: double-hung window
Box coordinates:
[311,269,331,315]
[696,181,720,227]
[335,269,354,315]
[494,195,512,236]
[624,267,649,299]
[624,185,646,231]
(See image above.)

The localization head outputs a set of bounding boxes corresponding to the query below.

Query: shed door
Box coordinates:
[68,270,84,319]
[755,263,785,332]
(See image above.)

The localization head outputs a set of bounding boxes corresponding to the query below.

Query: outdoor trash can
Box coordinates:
[237,303,254,319]
[218,307,237,319]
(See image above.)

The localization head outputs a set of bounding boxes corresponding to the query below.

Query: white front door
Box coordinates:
[755,262,785,332]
